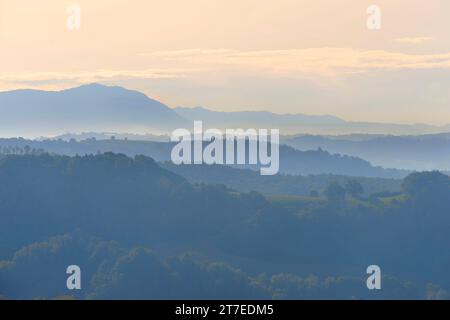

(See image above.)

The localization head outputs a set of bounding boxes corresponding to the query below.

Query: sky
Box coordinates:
[1,0,450,125]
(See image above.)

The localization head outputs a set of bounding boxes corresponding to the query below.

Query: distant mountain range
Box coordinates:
[175,106,450,135]
[0,83,187,137]
[282,133,450,171]
[49,131,450,171]
[1,83,450,138]
[50,131,168,142]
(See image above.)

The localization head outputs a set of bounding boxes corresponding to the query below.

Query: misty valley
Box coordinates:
[2,0,450,311]
[0,149,448,300]
[0,84,449,301]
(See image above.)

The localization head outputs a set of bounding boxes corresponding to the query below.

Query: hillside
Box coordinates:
[0,137,408,178]
[0,153,449,299]
[161,163,402,196]
[283,133,450,171]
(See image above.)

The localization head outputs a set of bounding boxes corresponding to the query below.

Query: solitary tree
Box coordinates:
[402,171,450,210]
[345,180,364,198]
[324,181,346,206]
[309,190,319,198]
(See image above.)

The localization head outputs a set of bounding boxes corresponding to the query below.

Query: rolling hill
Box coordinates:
[282,133,450,171]
[0,137,408,178]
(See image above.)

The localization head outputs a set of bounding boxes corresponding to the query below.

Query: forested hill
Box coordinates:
[161,162,402,196]
[0,153,449,299]
[0,138,408,178]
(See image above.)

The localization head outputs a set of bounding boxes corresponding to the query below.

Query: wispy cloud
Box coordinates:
[141,48,450,77]
[3,48,450,92]
[394,37,434,44]
[5,48,450,91]
[0,68,188,89]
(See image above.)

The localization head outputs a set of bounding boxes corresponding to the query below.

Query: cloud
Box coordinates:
[394,37,434,44]
[4,48,450,90]
[0,68,188,89]
[141,48,450,77]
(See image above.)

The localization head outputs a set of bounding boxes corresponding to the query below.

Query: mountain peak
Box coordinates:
[0,84,188,136]
[77,82,107,89]
[62,83,126,94]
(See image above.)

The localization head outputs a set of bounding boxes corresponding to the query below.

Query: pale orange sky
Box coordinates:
[1,0,450,124]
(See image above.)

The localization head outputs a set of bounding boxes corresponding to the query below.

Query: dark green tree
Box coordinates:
[402,171,450,209]
[345,179,364,198]
[309,190,319,198]
[324,181,346,205]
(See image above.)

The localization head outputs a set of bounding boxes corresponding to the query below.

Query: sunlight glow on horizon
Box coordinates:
[1,0,450,125]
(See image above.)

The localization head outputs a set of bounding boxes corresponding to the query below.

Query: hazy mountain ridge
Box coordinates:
[0,83,445,174]
[46,130,450,172]
[0,83,187,137]
[48,132,169,142]
[1,83,449,138]
[175,106,450,135]
[0,137,408,178]
[282,133,450,171]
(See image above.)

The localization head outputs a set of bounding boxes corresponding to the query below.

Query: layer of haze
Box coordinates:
[1,0,450,124]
